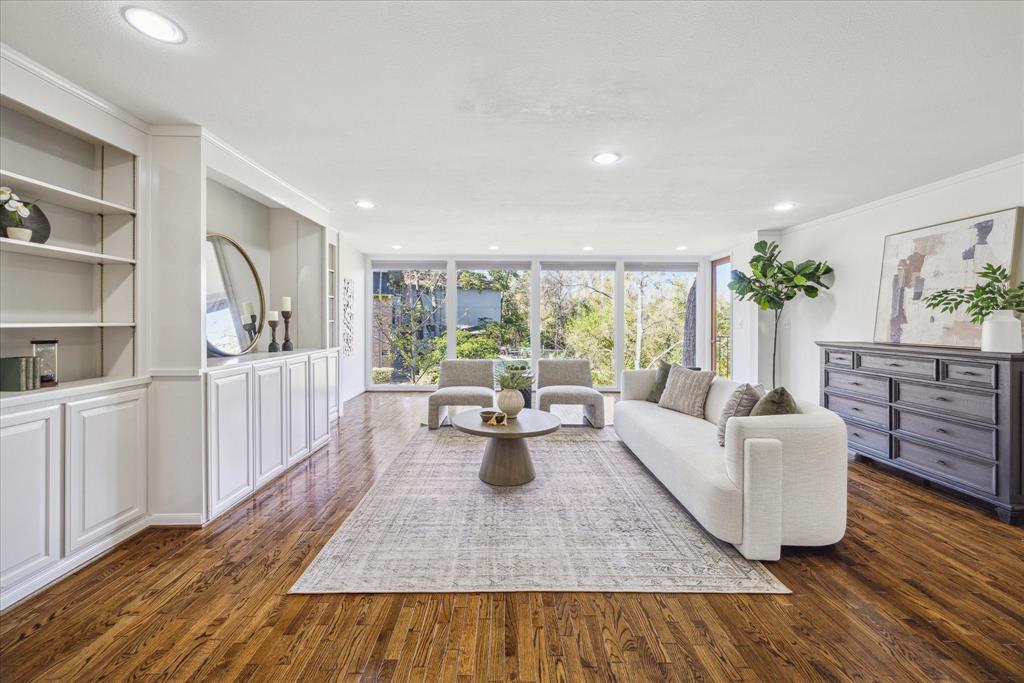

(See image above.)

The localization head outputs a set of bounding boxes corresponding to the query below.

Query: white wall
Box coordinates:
[339,237,366,401]
[206,178,271,289]
[775,155,1024,402]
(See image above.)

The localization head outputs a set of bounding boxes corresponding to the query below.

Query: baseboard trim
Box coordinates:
[0,517,151,612]
[147,513,204,526]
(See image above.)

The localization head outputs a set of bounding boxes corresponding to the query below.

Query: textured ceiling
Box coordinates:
[1,1,1021,256]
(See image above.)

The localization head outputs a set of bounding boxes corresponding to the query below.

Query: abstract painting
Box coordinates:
[342,277,355,356]
[873,208,1021,347]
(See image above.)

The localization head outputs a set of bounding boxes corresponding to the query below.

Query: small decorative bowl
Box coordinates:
[480,410,508,426]
[5,227,32,241]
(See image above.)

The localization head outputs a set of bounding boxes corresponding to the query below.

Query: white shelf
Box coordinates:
[0,170,136,216]
[0,322,135,329]
[0,238,135,265]
[0,375,151,410]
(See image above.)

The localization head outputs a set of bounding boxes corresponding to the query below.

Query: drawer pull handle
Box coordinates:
[935,428,947,434]
[936,459,947,466]
[933,396,949,402]
[850,407,861,412]
[851,432,861,438]
[850,381,862,386]
[887,362,902,367]
[959,370,977,376]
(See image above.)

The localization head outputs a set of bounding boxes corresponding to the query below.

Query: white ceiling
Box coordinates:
[1,1,1022,256]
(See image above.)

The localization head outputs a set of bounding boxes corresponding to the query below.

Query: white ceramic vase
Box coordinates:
[496,388,525,419]
[981,310,1023,353]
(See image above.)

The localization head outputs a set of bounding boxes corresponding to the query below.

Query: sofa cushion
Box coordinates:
[751,387,801,416]
[704,377,742,425]
[658,366,715,418]
[613,400,743,543]
[716,383,765,446]
[646,361,672,402]
[537,385,602,404]
[428,386,495,406]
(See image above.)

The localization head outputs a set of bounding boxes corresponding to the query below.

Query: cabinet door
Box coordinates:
[253,361,287,489]
[327,350,340,420]
[310,352,330,450]
[66,388,147,555]
[0,406,61,591]
[207,367,255,518]
[287,356,310,464]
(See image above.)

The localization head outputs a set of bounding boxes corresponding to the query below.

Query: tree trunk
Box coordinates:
[772,308,781,388]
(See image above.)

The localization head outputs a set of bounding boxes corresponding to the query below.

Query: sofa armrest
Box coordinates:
[734,437,783,561]
[620,370,656,401]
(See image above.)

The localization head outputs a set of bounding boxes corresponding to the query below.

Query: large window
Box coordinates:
[540,263,615,386]
[371,263,447,385]
[624,264,698,370]
[711,256,732,378]
[456,263,531,373]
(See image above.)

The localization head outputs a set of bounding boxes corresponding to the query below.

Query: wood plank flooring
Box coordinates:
[1,392,1022,682]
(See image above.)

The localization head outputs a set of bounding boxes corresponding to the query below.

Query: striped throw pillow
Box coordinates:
[657,366,715,418]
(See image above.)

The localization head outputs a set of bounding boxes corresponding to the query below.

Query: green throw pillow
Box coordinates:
[647,361,672,402]
[750,387,801,416]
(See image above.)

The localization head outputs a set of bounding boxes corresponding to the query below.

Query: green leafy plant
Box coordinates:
[922,264,1024,323]
[729,240,833,387]
[497,368,533,391]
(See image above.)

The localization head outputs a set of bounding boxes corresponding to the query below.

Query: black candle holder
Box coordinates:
[268,319,280,352]
[242,313,257,342]
[282,310,294,351]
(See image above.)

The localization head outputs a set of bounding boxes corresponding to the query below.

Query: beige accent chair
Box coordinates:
[428,360,495,429]
[536,359,606,428]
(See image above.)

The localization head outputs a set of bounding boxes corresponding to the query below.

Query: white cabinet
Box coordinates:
[65,388,147,555]
[0,406,61,591]
[310,351,330,450]
[286,355,310,464]
[327,349,340,420]
[253,361,287,488]
[207,367,254,518]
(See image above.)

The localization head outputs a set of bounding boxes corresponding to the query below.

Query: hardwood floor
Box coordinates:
[1,392,1022,682]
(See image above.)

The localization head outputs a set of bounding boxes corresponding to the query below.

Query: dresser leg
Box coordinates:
[995,507,1021,524]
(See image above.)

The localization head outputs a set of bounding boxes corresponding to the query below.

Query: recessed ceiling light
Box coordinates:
[355,199,376,209]
[591,152,621,165]
[122,7,186,44]
[675,245,688,251]
[582,246,594,251]
[391,244,402,250]
[488,245,499,251]
[773,201,797,212]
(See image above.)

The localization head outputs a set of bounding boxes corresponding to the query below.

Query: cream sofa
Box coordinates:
[614,370,848,561]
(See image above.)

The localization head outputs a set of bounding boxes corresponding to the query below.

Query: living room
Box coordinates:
[0,1,1022,681]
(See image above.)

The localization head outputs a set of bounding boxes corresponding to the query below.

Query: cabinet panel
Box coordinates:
[66,388,147,555]
[207,368,254,518]
[328,350,340,419]
[310,352,330,450]
[0,406,61,589]
[253,361,287,488]
[287,356,310,463]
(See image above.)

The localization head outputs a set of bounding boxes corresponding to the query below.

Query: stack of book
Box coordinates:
[0,357,42,392]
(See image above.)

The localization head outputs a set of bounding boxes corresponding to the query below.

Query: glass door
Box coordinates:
[711,256,732,378]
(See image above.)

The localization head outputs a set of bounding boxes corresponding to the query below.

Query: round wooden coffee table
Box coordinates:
[451,408,561,486]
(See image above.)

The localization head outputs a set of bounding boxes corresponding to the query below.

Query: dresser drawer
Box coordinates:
[894,409,996,459]
[825,393,889,430]
[939,360,997,389]
[825,349,854,368]
[893,380,996,424]
[893,438,996,495]
[824,369,889,400]
[855,352,936,380]
[846,423,890,458]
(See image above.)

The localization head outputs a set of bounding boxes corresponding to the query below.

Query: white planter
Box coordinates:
[496,388,525,419]
[981,310,1023,353]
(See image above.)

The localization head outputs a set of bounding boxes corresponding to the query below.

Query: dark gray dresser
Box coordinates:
[816,341,1023,523]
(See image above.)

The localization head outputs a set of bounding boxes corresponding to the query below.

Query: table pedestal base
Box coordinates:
[479,437,536,486]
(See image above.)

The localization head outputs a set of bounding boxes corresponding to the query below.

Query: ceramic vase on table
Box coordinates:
[981,310,1023,353]
[496,388,525,419]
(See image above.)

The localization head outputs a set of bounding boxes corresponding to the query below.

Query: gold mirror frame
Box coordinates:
[206,232,266,356]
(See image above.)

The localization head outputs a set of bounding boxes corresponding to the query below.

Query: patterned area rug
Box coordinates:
[291,427,789,594]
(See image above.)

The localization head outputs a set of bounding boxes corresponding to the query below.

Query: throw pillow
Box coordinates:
[646,361,673,402]
[750,387,801,417]
[716,383,765,446]
[657,366,715,418]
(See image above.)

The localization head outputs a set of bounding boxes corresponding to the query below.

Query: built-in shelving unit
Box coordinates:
[0,101,139,389]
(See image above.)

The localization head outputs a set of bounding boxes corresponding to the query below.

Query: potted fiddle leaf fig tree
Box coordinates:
[922,263,1024,352]
[729,240,833,387]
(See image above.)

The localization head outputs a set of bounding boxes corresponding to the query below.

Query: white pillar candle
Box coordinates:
[281,296,292,312]
[267,310,279,321]
[243,301,255,316]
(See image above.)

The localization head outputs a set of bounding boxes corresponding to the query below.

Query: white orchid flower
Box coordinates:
[5,200,22,212]
[0,187,10,202]
[16,203,30,218]
[9,193,18,201]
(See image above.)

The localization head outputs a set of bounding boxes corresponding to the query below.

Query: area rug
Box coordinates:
[291,428,788,594]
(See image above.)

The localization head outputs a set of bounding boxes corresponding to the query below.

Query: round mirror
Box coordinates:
[205,233,265,356]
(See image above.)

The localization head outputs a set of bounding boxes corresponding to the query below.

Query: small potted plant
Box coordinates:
[496,367,533,419]
[1,187,37,241]
[923,263,1023,352]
